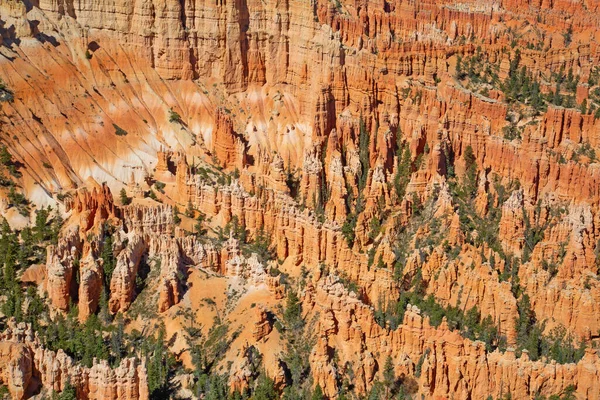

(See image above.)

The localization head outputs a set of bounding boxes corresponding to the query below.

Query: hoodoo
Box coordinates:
[1,0,600,398]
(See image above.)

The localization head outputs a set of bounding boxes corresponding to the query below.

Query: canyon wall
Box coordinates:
[2,0,600,398]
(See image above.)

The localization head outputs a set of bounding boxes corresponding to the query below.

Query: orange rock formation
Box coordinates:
[2,0,600,398]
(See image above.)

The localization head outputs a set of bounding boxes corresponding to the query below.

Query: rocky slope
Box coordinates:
[0,321,148,400]
[2,0,600,398]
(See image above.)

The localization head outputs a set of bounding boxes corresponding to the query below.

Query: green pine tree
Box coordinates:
[311,385,324,400]
[119,188,131,205]
[383,355,395,398]
[253,373,277,400]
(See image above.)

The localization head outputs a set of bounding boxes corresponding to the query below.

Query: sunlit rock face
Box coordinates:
[2,0,600,398]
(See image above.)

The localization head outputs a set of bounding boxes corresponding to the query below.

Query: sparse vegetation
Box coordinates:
[375,291,506,352]
[119,188,131,205]
[194,212,207,236]
[168,109,182,123]
[100,225,116,287]
[186,200,195,218]
[393,137,412,202]
[243,228,273,263]
[0,79,14,102]
[146,189,159,201]
[154,181,166,193]
[173,205,181,224]
[1,17,598,400]
[455,48,584,117]
[113,123,128,136]
[342,116,371,248]
[8,186,30,216]
[515,294,585,363]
